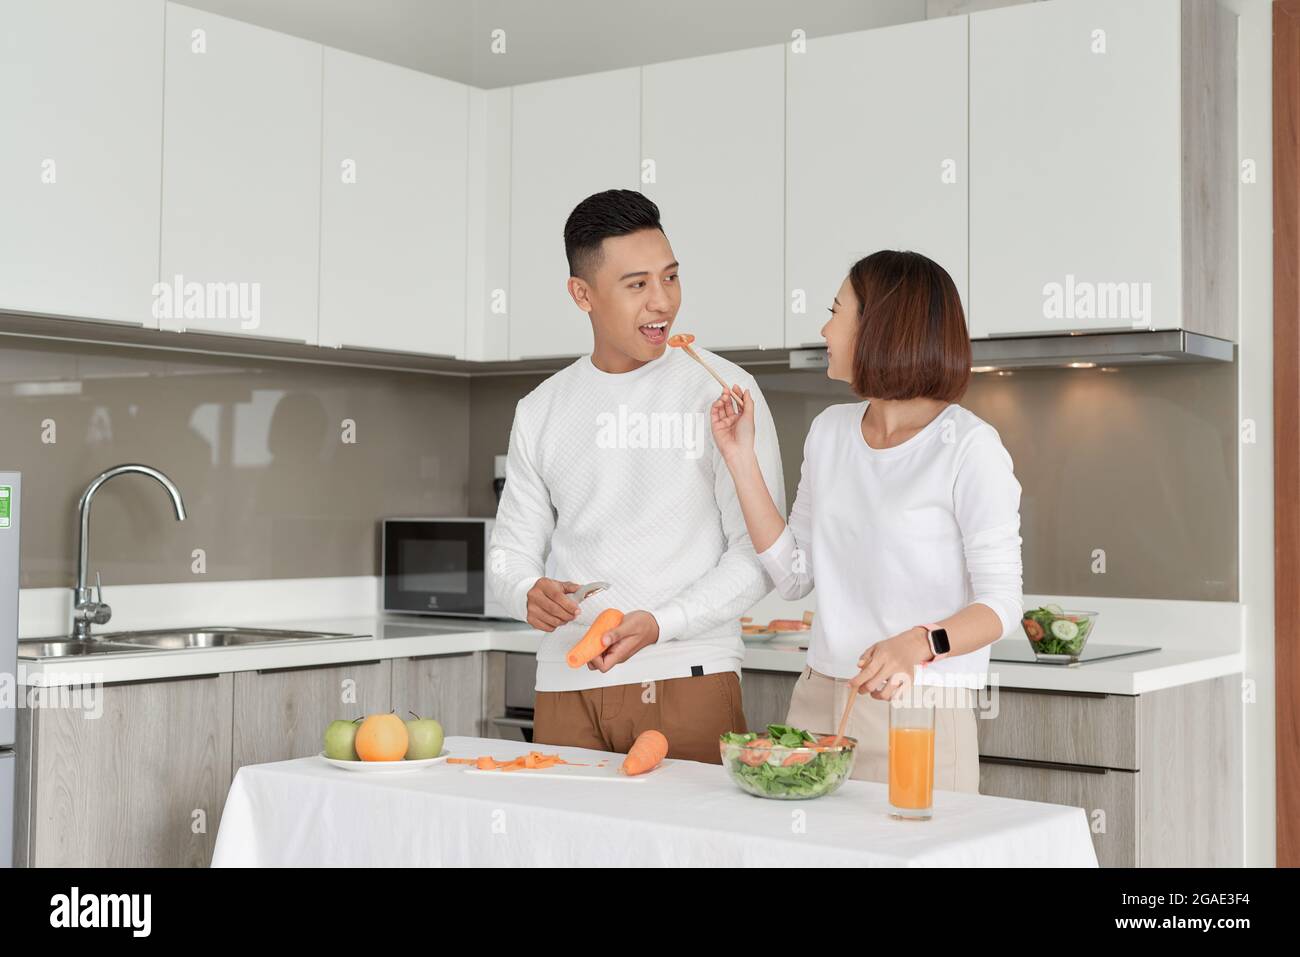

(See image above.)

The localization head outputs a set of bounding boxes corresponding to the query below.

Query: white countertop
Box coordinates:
[18,612,1243,695]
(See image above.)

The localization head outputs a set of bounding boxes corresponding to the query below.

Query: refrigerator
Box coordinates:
[0,473,19,868]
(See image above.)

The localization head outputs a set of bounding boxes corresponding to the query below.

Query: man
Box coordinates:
[487,189,785,764]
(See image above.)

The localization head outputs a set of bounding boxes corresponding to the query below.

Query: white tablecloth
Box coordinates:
[212,736,1099,867]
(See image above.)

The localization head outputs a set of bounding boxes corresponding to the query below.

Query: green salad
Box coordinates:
[1021,604,1094,655]
[719,724,854,799]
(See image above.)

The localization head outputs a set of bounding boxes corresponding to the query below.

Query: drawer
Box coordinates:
[979,756,1136,868]
[977,687,1139,770]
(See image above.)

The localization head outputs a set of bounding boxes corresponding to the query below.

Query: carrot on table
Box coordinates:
[621,729,669,776]
[565,608,625,668]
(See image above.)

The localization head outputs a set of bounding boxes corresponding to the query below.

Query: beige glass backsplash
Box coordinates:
[0,337,469,588]
[472,361,1239,602]
[2,336,1237,600]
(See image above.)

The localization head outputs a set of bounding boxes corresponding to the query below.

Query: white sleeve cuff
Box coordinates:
[509,577,536,624]
[756,526,799,587]
[649,603,689,643]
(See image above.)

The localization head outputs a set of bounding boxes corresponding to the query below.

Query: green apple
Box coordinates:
[324,718,360,760]
[404,714,444,760]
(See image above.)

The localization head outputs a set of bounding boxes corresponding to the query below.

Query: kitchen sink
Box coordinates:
[17,638,142,659]
[19,626,368,658]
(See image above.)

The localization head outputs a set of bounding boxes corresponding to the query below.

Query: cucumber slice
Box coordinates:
[1050,618,1079,641]
[1045,603,1065,616]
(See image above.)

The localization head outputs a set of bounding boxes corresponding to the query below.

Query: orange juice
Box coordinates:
[889,726,935,810]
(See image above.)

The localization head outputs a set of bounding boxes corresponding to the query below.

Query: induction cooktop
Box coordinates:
[988,641,1161,666]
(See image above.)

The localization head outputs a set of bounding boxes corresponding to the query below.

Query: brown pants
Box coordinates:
[533,672,746,765]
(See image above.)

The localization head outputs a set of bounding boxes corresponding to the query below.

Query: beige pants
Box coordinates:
[784,666,981,793]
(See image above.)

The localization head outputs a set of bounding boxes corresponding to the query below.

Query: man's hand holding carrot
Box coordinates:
[587,610,660,672]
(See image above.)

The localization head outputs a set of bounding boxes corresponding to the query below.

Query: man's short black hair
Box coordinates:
[563,189,664,281]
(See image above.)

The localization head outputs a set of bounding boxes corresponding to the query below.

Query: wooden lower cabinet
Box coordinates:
[391,652,484,737]
[232,660,391,770]
[16,674,234,867]
[740,669,797,731]
[978,758,1138,867]
[976,675,1243,867]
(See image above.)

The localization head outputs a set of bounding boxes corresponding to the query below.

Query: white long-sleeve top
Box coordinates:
[757,401,1023,689]
[488,347,786,692]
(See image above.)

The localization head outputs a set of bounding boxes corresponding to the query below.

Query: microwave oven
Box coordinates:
[381,518,509,619]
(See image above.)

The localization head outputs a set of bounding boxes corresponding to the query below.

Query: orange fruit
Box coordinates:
[354,713,409,761]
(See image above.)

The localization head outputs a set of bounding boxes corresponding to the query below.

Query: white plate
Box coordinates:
[319,750,449,772]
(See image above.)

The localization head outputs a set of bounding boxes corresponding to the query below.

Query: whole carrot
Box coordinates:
[565,608,624,668]
[621,729,669,775]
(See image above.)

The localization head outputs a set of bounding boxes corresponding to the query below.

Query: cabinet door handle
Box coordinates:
[408,652,474,662]
[256,659,381,675]
[995,686,1112,700]
[488,714,534,729]
[337,343,458,359]
[103,672,221,687]
[179,329,309,345]
[979,754,1110,775]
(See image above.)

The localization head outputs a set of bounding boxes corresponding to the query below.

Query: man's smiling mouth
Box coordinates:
[639,320,669,345]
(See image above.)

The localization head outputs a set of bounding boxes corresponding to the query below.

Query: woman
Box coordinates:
[710,250,1023,792]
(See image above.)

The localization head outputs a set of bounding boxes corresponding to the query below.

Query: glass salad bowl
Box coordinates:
[719,726,856,800]
[1021,605,1099,662]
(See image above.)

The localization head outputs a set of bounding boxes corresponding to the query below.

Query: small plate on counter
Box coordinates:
[319,750,450,772]
[741,612,813,643]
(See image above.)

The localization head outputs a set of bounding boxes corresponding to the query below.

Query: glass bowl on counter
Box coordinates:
[1021,605,1099,663]
[719,726,856,800]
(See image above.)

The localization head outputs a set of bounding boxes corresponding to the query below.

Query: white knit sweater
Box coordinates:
[488,347,786,692]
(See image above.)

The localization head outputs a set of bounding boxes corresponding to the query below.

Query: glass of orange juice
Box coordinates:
[888,687,935,820]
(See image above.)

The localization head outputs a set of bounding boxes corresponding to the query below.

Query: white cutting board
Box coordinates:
[462,760,671,783]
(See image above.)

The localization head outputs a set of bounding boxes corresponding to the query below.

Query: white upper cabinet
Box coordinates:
[785,17,970,350]
[969,0,1236,340]
[160,3,322,342]
[0,0,164,326]
[464,87,512,362]
[508,69,641,360]
[641,46,785,351]
[319,48,468,358]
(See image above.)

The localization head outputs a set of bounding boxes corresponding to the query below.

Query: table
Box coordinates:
[211,736,1099,867]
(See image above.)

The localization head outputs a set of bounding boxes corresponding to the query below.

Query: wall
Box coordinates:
[469,359,1239,601]
[0,337,470,589]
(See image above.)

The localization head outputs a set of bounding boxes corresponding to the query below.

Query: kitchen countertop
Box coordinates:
[18,613,1243,695]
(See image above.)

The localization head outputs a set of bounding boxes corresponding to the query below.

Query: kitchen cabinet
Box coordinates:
[231,660,391,769]
[740,669,798,731]
[976,674,1242,866]
[641,46,785,351]
[785,16,969,350]
[968,0,1236,339]
[0,0,164,327]
[15,674,233,867]
[508,68,641,361]
[391,652,484,737]
[465,88,513,362]
[319,48,468,358]
[159,3,322,343]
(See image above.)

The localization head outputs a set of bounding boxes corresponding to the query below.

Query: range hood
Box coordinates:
[787,330,1234,372]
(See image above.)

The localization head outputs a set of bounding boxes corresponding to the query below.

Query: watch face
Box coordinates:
[931,627,951,655]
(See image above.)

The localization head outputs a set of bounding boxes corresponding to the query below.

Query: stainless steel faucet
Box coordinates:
[74,464,187,639]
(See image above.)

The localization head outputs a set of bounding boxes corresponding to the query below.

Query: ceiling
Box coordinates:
[178,0,930,87]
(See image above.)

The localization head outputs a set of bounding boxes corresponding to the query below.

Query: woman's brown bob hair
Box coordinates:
[846,250,971,402]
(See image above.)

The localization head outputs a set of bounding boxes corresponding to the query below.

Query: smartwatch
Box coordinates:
[920,623,951,662]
